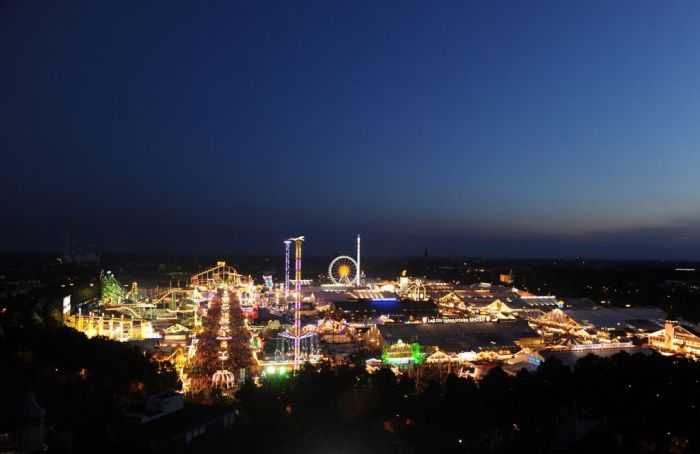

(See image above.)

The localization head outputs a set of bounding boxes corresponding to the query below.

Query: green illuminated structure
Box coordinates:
[381,339,425,366]
[125,282,142,302]
[100,271,124,305]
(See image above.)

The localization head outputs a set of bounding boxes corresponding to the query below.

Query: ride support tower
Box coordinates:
[289,236,305,370]
[284,240,291,298]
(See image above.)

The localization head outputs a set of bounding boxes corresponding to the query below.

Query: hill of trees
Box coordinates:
[234,352,700,453]
[0,306,177,453]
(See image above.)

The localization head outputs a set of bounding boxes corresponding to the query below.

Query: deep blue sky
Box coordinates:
[2,1,700,258]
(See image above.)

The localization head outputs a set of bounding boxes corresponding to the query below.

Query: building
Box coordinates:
[435,284,560,319]
[648,321,700,360]
[563,307,667,333]
[64,312,156,341]
[499,271,514,285]
[114,393,235,452]
[330,299,438,323]
[367,320,541,357]
[124,392,186,424]
[476,296,560,319]
[308,289,398,308]
[530,307,669,352]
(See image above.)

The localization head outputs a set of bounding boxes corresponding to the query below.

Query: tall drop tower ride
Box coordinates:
[289,236,304,369]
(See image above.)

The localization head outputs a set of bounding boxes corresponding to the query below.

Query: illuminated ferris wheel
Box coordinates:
[328,256,358,285]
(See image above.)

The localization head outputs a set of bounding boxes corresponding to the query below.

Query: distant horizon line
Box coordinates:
[1,251,699,263]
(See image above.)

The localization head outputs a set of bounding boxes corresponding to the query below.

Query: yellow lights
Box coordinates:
[338,265,351,278]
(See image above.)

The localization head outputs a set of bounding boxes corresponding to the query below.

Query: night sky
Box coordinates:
[2,1,700,259]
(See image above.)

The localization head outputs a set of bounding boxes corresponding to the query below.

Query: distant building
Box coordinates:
[0,279,42,299]
[499,271,514,285]
[62,223,100,264]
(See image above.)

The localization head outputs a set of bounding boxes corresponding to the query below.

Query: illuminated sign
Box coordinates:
[371,297,398,303]
[62,295,71,315]
[424,316,488,323]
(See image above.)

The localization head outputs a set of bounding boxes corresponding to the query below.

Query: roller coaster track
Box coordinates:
[190,263,242,288]
[103,305,147,319]
[152,288,191,305]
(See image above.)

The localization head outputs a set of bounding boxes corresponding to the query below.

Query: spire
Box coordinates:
[356,234,361,286]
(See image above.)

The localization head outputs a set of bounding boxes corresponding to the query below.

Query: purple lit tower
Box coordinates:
[284,240,291,298]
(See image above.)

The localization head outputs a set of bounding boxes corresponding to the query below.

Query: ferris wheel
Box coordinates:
[328,255,358,285]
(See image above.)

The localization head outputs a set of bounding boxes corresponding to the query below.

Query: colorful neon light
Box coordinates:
[284,240,291,298]
[371,297,398,303]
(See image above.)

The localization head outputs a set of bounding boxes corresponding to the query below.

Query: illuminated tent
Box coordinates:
[381,339,425,366]
[425,349,452,364]
[533,308,582,333]
[164,323,191,334]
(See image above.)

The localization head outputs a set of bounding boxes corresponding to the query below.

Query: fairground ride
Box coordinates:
[327,234,362,286]
[328,256,359,285]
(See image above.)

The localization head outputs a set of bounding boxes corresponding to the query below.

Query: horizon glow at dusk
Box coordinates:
[2,1,700,259]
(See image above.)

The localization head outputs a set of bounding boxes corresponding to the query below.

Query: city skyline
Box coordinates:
[3,1,700,258]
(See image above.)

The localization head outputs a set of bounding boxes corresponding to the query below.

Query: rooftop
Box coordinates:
[564,307,667,331]
[377,320,538,353]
